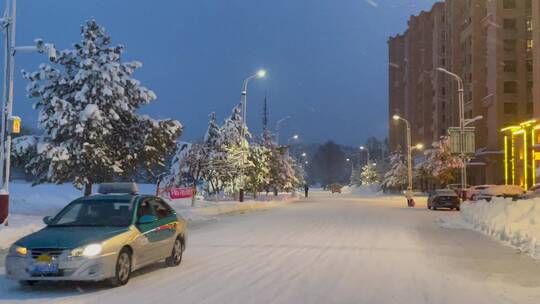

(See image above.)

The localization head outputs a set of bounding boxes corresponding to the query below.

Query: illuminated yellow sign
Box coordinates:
[7,116,21,134]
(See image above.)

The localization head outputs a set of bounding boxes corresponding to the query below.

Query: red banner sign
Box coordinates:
[160,187,193,199]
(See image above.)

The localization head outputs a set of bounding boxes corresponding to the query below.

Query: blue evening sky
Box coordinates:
[7,0,437,146]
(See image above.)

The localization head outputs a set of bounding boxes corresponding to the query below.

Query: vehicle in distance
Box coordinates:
[427,189,461,211]
[473,185,526,201]
[5,183,187,287]
[329,183,342,194]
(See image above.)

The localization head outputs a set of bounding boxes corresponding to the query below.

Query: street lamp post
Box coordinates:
[346,158,353,172]
[437,67,467,197]
[0,0,56,225]
[359,146,370,164]
[241,69,266,128]
[275,116,291,145]
[288,134,299,145]
[392,115,423,206]
[239,69,266,202]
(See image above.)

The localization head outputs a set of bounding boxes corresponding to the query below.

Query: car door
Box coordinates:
[147,198,178,259]
[133,198,163,265]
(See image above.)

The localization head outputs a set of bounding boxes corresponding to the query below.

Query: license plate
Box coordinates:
[30,255,58,274]
[30,263,58,273]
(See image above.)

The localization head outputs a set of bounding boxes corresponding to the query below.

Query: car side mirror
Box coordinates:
[138,214,158,224]
[43,216,53,225]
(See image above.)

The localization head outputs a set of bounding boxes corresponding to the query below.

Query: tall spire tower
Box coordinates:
[262,92,269,132]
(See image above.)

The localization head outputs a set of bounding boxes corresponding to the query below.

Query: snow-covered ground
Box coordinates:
[0,182,297,250]
[2,191,540,303]
[440,197,540,260]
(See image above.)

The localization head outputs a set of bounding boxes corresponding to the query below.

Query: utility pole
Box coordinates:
[392,115,423,207]
[0,0,56,225]
[437,67,467,199]
[239,69,266,202]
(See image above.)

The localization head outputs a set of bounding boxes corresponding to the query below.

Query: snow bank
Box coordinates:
[342,184,381,196]
[444,197,540,259]
[0,183,297,249]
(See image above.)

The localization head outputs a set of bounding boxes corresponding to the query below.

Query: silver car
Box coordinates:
[5,183,187,287]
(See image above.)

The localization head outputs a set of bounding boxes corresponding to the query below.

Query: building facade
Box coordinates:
[388,0,539,188]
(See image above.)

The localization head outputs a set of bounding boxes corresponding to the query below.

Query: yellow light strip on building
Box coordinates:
[520,119,537,127]
[512,135,515,185]
[501,125,520,132]
[533,127,538,186]
[504,135,509,185]
[524,129,528,190]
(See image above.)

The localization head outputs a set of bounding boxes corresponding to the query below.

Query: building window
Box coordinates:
[527,59,533,72]
[504,60,517,72]
[503,39,516,52]
[504,102,517,114]
[503,0,516,9]
[527,39,534,52]
[504,81,517,94]
[503,18,516,29]
[527,103,533,114]
[528,81,533,94]
[526,0,532,10]
[526,18,533,32]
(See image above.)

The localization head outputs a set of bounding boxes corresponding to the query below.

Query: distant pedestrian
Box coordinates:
[304,184,309,198]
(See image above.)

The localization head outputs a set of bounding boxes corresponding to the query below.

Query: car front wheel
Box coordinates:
[109,248,132,287]
[166,237,184,267]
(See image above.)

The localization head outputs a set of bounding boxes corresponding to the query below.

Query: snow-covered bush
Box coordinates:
[16,20,181,194]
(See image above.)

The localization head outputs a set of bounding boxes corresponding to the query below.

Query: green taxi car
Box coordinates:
[5,183,187,287]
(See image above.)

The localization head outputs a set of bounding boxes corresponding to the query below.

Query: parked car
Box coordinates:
[5,183,187,287]
[428,189,461,210]
[446,183,470,198]
[474,185,526,201]
[464,185,495,200]
[519,184,540,199]
[329,183,342,194]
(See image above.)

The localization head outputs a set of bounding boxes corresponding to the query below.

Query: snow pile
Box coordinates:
[454,198,540,259]
[342,184,381,196]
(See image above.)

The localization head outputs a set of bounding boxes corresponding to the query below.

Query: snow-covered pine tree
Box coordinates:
[381,146,408,192]
[165,141,207,206]
[245,143,271,198]
[419,137,462,187]
[217,104,250,195]
[266,145,298,195]
[17,20,181,194]
[360,162,380,185]
[202,112,226,195]
[350,167,362,186]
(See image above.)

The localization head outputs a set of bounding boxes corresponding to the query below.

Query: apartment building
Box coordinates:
[388,0,538,187]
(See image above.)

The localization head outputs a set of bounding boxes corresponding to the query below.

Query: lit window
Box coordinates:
[526,18,533,32]
[527,40,534,51]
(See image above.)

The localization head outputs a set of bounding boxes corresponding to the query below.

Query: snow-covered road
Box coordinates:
[2,192,540,303]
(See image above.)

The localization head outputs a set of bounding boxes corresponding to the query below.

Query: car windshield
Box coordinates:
[436,190,457,196]
[50,198,134,227]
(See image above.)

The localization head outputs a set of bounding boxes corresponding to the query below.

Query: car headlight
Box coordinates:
[71,244,103,257]
[9,245,28,256]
